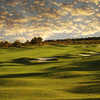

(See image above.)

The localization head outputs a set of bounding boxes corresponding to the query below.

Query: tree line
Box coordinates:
[1,36,100,48]
[0,37,43,48]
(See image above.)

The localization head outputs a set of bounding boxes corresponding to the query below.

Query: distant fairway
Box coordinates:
[0,44,100,100]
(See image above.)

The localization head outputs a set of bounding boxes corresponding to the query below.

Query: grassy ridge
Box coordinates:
[0,44,100,100]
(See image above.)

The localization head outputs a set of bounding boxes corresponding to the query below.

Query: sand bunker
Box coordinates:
[79,52,100,57]
[79,53,91,57]
[32,57,58,62]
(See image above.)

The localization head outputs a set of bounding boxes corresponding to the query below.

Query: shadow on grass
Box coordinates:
[0,72,90,79]
[11,57,59,65]
[44,60,100,72]
[0,59,89,79]
[1,57,100,77]
[66,60,100,71]
[0,57,100,98]
[53,54,75,59]
[0,61,22,67]
[1,57,100,95]
[0,53,76,67]
[0,57,59,67]
[1,57,98,78]
[39,59,100,94]
[0,64,89,78]
[68,84,100,94]
[67,98,100,100]
[68,73,100,94]
[0,62,17,67]
[11,57,38,65]
[0,62,4,67]
[66,60,100,94]
[0,72,49,78]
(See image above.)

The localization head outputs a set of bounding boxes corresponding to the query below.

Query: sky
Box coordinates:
[0,0,100,42]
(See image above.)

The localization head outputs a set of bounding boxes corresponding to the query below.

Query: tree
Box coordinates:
[30,37,43,45]
[0,41,11,48]
[24,40,30,46]
[12,40,22,47]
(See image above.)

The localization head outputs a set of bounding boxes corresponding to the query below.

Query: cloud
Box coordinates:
[0,0,100,42]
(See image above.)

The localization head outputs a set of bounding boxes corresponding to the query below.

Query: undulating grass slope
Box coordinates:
[0,44,100,100]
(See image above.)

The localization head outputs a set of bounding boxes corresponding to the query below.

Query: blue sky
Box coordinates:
[0,0,100,42]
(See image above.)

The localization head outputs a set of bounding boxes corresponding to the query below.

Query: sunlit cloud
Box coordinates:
[0,0,100,42]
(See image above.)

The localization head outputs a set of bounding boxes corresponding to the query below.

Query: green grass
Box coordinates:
[0,44,100,100]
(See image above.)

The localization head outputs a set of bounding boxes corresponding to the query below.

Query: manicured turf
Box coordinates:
[0,44,100,100]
